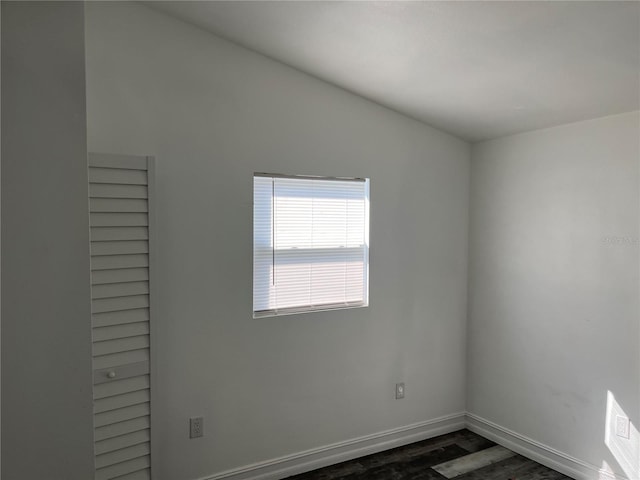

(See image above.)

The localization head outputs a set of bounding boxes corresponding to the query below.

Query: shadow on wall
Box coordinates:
[599,391,639,480]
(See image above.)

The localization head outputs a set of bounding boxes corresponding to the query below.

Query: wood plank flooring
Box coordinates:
[285,430,572,480]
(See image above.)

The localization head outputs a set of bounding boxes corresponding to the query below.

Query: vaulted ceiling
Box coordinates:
[150,1,640,141]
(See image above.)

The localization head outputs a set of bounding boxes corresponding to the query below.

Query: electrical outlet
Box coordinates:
[190,416,204,438]
[395,383,405,399]
[616,415,630,439]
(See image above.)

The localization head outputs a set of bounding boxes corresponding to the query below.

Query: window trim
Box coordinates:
[252,173,370,318]
[254,172,367,183]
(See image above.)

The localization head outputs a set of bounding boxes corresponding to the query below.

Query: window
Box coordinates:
[253,173,369,317]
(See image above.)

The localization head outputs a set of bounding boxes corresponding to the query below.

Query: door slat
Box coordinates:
[90,183,148,199]
[90,227,148,242]
[94,390,150,414]
[92,309,150,328]
[93,323,150,342]
[90,212,148,227]
[92,282,149,300]
[91,295,149,314]
[95,455,150,480]
[94,417,150,442]
[90,198,148,213]
[89,167,147,185]
[93,349,149,370]
[95,443,151,470]
[94,429,150,456]
[93,335,150,357]
[91,269,149,286]
[91,241,149,256]
[93,375,150,400]
[94,403,150,428]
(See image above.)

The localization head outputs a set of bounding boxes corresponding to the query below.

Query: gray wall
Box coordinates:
[1,2,94,479]
[468,112,640,477]
[85,3,470,479]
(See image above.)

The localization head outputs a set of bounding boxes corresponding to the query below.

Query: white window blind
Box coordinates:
[253,174,369,317]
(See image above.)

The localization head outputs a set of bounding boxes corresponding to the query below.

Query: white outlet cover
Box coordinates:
[615,415,630,439]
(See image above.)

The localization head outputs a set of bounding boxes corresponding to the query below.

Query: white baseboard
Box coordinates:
[197,411,630,480]
[198,412,466,480]
[465,412,630,480]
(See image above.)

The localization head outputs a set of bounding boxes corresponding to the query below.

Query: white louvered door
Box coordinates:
[89,153,154,480]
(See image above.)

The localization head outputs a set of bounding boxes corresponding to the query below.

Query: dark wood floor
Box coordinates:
[286,429,572,480]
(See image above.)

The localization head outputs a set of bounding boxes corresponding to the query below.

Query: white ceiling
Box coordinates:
[149,1,640,141]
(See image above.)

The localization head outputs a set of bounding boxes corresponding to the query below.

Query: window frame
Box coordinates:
[252,173,370,318]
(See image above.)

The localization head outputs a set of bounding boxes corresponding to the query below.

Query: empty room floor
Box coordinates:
[286,430,571,480]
